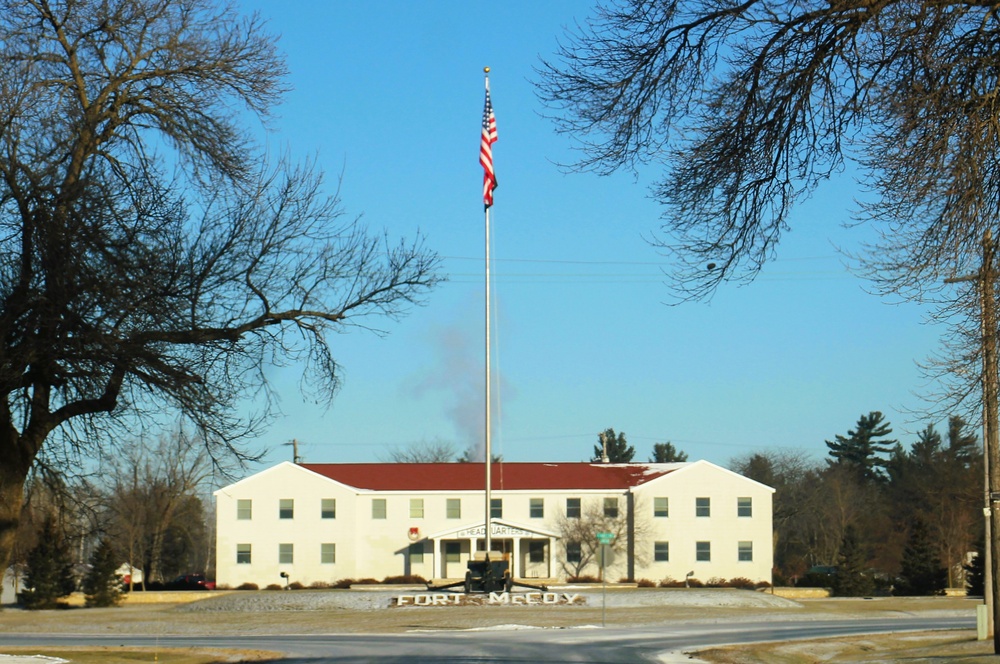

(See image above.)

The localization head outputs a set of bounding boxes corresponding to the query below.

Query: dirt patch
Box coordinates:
[695,630,995,663]
[0,647,279,664]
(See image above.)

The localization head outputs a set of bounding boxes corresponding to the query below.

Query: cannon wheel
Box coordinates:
[504,571,513,593]
[464,570,472,594]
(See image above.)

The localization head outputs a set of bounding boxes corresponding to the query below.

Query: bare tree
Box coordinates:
[0,0,441,574]
[102,428,215,587]
[382,439,458,463]
[536,0,1000,301]
[551,498,647,580]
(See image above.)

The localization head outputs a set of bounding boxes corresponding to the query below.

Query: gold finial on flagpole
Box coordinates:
[484,66,490,73]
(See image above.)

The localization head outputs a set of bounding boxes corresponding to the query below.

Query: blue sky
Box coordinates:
[236,1,948,470]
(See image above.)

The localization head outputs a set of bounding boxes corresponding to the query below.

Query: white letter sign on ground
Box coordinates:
[391,592,586,607]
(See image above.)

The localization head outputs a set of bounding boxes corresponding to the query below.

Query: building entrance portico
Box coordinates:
[426,519,560,580]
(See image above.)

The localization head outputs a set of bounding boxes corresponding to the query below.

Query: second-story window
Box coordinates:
[410,498,424,518]
[696,497,711,517]
[321,499,336,519]
[566,498,581,519]
[530,498,544,518]
[279,499,294,519]
[603,497,619,518]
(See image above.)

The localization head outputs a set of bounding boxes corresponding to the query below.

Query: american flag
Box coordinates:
[480,87,498,208]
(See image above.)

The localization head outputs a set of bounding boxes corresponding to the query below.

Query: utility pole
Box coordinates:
[946,229,997,643]
[284,439,302,464]
[982,231,1000,653]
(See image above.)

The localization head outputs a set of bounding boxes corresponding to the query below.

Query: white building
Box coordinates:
[214,460,773,588]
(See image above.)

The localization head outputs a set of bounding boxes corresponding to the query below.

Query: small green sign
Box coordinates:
[596,531,615,544]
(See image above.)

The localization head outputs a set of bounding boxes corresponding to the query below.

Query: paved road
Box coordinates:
[0,615,975,662]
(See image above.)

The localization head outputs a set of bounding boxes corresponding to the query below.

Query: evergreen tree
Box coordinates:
[947,415,979,466]
[965,535,986,597]
[825,411,898,483]
[83,539,123,608]
[650,442,688,463]
[910,425,943,465]
[18,517,77,609]
[592,428,635,463]
[831,526,875,597]
[895,517,948,596]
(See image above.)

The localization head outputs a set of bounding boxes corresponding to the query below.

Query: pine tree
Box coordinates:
[947,415,979,466]
[650,442,688,463]
[825,411,898,483]
[896,517,947,596]
[83,539,123,608]
[18,517,77,609]
[965,536,986,598]
[592,428,635,463]
[831,526,875,597]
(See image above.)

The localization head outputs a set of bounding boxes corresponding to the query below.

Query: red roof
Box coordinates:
[298,462,678,492]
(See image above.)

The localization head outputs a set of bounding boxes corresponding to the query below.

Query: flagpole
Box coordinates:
[483,67,493,557]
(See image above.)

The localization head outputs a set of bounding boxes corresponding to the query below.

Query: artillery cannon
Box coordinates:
[426,552,548,594]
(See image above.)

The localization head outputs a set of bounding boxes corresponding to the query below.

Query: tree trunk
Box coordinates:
[0,462,29,578]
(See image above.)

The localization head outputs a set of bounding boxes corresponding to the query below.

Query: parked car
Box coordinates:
[168,574,216,590]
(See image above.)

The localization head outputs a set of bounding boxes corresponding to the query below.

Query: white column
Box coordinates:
[548,537,556,578]
[511,537,521,578]
[432,538,441,580]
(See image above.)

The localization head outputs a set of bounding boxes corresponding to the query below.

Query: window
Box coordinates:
[566,498,581,519]
[279,498,294,519]
[236,499,252,520]
[445,542,461,563]
[604,497,619,518]
[410,498,424,518]
[409,543,424,563]
[529,541,545,563]
[653,497,669,518]
[738,497,752,517]
[738,541,753,562]
[321,498,336,519]
[696,497,711,517]
[321,543,336,564]
[530,498,544,519]
[654,541,669,562]
[446,498,461,519]
[372,498,387,519]
[566,542,582,563]
[279,543,294,564]
[236,543,251,564]
[491,498,503,519]
[696,541,711,562]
